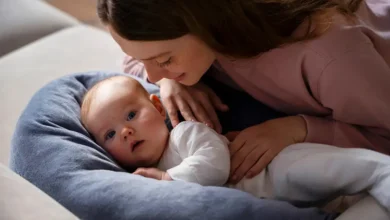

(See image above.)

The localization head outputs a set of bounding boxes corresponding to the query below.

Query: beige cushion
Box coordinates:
[0,163,79,220]
[0,25,125,164]
[0,0,78,57]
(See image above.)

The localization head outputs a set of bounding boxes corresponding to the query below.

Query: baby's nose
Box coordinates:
[121,127,134,140]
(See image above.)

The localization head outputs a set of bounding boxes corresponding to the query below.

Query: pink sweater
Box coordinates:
[123,0,390,154]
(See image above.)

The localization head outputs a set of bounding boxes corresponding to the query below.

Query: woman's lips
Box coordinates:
[172,73,185,81]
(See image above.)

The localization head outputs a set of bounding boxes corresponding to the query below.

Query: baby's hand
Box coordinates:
[133,167,172,181]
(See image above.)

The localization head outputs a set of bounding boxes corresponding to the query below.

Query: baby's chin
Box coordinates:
[149,148,167,167]
[131,155,161,168]
[119,142,167,168]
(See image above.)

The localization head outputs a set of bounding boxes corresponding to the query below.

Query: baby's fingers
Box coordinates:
[133,168,147,176]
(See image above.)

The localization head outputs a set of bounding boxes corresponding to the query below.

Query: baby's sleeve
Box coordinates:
[167,122,230,186]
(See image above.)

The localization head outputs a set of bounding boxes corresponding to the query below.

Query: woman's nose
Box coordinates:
[121,126,134,140]
[143,63,168,83]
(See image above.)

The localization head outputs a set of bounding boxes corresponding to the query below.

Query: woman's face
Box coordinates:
[109,26,216,86]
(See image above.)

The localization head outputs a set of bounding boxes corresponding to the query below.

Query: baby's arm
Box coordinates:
[167,121,230,186]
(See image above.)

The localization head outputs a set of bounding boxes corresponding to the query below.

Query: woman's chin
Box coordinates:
[180,75,203,86]
[180,80,195,86]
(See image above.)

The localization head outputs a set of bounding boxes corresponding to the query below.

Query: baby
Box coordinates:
[81,75,390,212]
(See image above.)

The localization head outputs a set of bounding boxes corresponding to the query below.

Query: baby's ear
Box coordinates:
[150,94,166,117]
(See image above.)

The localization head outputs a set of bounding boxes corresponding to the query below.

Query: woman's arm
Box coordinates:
[228,42,390,183]
[305,43,390,154]
[123,55,149,81]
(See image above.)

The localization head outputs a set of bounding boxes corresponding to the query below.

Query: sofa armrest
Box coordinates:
[0,0,79,57]
[0,163,79,220]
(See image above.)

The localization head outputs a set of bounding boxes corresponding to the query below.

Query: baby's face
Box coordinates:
[83,78,169,168]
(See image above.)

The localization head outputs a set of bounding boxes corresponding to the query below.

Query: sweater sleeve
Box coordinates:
[303,43,390,154]
[122,55,148,81]
[167,122,230,186]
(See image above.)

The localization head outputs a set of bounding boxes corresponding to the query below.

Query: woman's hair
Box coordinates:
[97,0,363,58]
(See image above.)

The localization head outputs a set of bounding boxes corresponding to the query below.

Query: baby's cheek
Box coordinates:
[143,115,168,136]
[141,114,158,125]
[142,109,164,122]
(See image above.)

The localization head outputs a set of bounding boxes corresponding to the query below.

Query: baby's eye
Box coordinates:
[105,130,116,141]
[127,111,136,120]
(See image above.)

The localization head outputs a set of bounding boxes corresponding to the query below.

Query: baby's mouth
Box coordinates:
[130,140,144,152]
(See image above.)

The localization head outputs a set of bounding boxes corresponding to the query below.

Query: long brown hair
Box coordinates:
[97,0,363,58]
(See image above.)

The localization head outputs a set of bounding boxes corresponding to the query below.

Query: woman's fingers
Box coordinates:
[229,132,247,157]
[230,146,267,183]
[160,80,225,131]
[187,100,214,128]
[230,142,256,175]
[197,96,221,133]
[162,97,180,127]
[175,96,197,122]
[225,131,240,142]
[246,149,275,178]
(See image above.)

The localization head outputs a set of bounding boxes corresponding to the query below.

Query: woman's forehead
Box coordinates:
[108,25,188,60]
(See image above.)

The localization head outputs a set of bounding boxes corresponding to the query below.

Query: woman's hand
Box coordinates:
[159,79,228,133]
[227,116,307,184]
[133,167,172,181]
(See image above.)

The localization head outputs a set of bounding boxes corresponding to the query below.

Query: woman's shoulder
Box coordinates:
[215,3,390,93]
[218,21,374,69]
[216,25,373,82]
[303,24,373,63]
[218,1,390,68]
[304,0,390,61]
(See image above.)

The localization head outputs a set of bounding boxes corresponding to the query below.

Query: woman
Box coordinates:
[97,0,390,184]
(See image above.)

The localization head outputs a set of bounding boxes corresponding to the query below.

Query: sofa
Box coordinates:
[0,0,125,165]
[0,0,388,219]
[0,0,123,219]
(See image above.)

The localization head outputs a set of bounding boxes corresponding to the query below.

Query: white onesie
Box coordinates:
[157,121,390,213]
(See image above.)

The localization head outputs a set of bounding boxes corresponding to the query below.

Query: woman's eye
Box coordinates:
[127,111,137,120]
[156,57,172,68]
[105,130,116,141]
